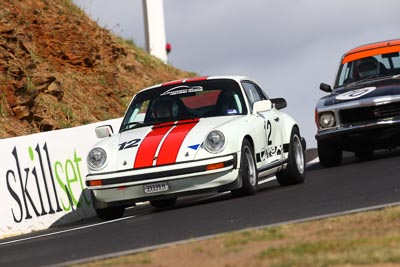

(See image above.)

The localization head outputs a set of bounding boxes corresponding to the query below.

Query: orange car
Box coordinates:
[315,39,400,167]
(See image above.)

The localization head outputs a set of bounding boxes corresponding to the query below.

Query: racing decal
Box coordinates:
[118,138,141,150]
[256,120,276,163]
[336,87,376,100]
[256,149,266,163]
[161,85,203,96]
[188,144,200,150]
[266,120,272,146]
[267,144,283,158]
[256,144,286,163]
[133,125,174,168]
[283,143,289,153]
[226,109,238,114]
[133,120,199,168]
[156,119,199,165]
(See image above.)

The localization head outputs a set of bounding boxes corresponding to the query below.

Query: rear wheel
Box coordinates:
[231,139,258,197]
[150,197,177,209]
[318,140,342,167]
[95,206,125,221]
[276,127,305,186]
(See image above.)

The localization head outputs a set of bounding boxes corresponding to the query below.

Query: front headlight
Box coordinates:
[319,112,335,129]
[87,147,107,170]
[204,130,225,153]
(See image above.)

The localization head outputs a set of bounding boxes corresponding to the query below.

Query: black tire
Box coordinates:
[354,150,374,161]
[150,197,177,209]
[231,139,258,197]
[276,127,305,186]
[318,139,342,167]
[95,206,125,221]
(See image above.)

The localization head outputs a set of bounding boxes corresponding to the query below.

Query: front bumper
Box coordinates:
[315,118,400,150]
[86,154,239,208]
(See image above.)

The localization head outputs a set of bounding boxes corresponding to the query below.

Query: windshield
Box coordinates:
[334,52,400,87]
[120,79,247,132]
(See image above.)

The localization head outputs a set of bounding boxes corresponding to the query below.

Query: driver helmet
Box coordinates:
[356,56,380,78]
[151,97,179,120]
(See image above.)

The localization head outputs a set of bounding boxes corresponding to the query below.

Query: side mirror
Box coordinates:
[271,98,287,110]
[320,83,332,93]
[95,125,114,138]
[252,100,272,115]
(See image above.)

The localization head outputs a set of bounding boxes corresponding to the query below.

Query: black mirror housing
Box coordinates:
[271,98,287,110]
[319,83,332,93]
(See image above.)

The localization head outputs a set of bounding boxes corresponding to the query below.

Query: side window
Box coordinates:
[254,84,269,100]
[242,82,264,112]
[376,55,391,69]
[128,100,149,124]
[392,56,400,68]
[337,62,350,86]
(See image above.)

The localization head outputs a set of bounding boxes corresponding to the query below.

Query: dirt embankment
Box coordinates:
[0,0,193,138]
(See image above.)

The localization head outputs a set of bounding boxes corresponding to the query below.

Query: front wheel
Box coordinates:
[276,127,305,186]
[318,139,342,167]
[231,139,258,197]
[95,206,125,221]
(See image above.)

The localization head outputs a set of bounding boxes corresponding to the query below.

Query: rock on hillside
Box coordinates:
[0,0,193,138]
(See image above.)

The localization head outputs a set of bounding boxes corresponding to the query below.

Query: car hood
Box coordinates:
[102,116,242,171]
[321,77,400,107]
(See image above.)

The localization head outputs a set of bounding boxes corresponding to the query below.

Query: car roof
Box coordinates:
[342,38,400,63]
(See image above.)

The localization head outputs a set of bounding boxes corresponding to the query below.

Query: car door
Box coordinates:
[242,81,284,165]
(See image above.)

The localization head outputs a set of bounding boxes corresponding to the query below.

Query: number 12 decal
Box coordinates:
[118,139,141,150]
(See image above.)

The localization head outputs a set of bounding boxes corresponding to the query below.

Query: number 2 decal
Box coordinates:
[266,120,272,146]
[118,139,141,150]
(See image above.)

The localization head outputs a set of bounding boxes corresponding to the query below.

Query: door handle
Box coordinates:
[274,117,279,122]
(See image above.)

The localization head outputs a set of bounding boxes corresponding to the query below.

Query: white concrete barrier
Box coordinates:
[0,118,123,239]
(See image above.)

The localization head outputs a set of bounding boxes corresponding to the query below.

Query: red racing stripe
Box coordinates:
[133,125,173,168]
[156,119,199,165]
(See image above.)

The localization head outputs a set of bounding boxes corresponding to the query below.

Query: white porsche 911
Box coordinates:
[86,76,306,220]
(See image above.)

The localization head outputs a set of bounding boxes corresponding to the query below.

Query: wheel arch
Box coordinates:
[243,134,255,151]
[282,119,300,146]
[291,124,306,151]
[237,134,255,166]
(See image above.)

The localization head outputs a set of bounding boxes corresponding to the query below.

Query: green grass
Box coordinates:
[224,227,284,253]
[74,205,400,267]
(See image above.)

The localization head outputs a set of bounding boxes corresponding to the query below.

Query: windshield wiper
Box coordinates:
[353,74,385,84]
[120,121,149,132]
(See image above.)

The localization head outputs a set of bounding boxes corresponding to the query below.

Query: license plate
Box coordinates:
[144,182,169,194]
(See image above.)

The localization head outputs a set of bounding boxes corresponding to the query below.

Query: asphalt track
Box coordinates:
[1,149,400,267]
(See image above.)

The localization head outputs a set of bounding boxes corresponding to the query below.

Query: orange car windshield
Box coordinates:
[334,48,400,87]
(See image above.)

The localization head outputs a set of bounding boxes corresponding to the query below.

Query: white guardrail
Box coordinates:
[0,118,123,239]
